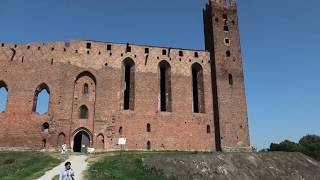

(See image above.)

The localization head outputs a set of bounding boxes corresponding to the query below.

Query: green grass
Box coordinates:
[86,152,181,180]
[51,175,59,180]
[0,151,62,180]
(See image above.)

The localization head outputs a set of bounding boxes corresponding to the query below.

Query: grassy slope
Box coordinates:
[86,152,182,180]
[0,151,62,180]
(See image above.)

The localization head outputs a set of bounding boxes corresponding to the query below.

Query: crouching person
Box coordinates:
[59,161,75,180]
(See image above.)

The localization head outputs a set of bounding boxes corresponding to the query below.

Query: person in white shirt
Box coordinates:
[61,144,67,154]
[59,161,75,180]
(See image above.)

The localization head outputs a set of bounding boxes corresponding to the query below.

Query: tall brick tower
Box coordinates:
[203,0,250,151]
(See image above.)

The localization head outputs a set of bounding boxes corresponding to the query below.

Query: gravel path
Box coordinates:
[37,155,88,180]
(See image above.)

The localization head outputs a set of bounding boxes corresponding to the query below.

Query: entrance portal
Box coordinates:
[73,131,90,152]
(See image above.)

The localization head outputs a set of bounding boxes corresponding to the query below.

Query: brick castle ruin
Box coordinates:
[0,0,250,152]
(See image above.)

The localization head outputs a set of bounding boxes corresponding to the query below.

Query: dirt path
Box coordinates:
[37,155,88,180]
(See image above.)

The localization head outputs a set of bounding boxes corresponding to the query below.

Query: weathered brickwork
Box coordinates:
[204,0,250,151]
[0,0,250,152]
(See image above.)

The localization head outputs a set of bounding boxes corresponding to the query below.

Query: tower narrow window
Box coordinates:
[192,63,205,113]
[224,38,230,45]
[147,123,151,132]
[229,74,233,85]
[162,49,167,55]
[119,126,123,136]
[207,125,211,134]
[147,141,151,150]
[79,105,88,119]
[226,50,231,57]
[83,83,89,96]
[159,61,172,112]
[223,14,228,20]
[33,83,50,114]
[224,25,229,32]
[0,81,8,112]
[123,58,135,110]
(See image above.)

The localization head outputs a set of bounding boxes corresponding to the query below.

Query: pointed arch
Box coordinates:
[191,63,205,113]
[41,122,49,134]
[57,132,66,147]
[0,81,8,112]
[159,60,172,112]
[72,127,93,140]
[0,81,8,91]
[73,70,96,123]
[96,133,105,150]
[33,83,50,114]
[72,127,92,152]
[76,71,96,85]
[122,58,135,110]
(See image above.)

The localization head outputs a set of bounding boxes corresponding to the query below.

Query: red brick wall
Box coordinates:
[0,1,251,152]
[204,0,250,151]
[0,41,215,152]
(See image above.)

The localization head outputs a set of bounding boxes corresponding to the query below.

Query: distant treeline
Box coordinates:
[261,135,320,161]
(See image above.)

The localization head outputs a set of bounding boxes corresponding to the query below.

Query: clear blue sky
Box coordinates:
[0,0,319,150]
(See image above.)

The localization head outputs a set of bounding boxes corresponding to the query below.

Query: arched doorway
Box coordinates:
[96,134,104,150]
[57,133,66,147]
[73,131,90,152]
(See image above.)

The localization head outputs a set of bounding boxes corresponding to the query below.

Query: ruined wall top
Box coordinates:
[211,0,236,7]
[0,40,210,74]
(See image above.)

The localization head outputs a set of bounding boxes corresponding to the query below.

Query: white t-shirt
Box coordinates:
[59,168,74,180]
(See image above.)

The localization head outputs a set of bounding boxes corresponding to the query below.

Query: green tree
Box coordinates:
[269,140,302,152]
[299,135,320,160]
[268,135,320,161]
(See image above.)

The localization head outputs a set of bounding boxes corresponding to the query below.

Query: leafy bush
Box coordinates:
[269,140,303,152]
[268,135,320,160]
[299,135,320,160]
